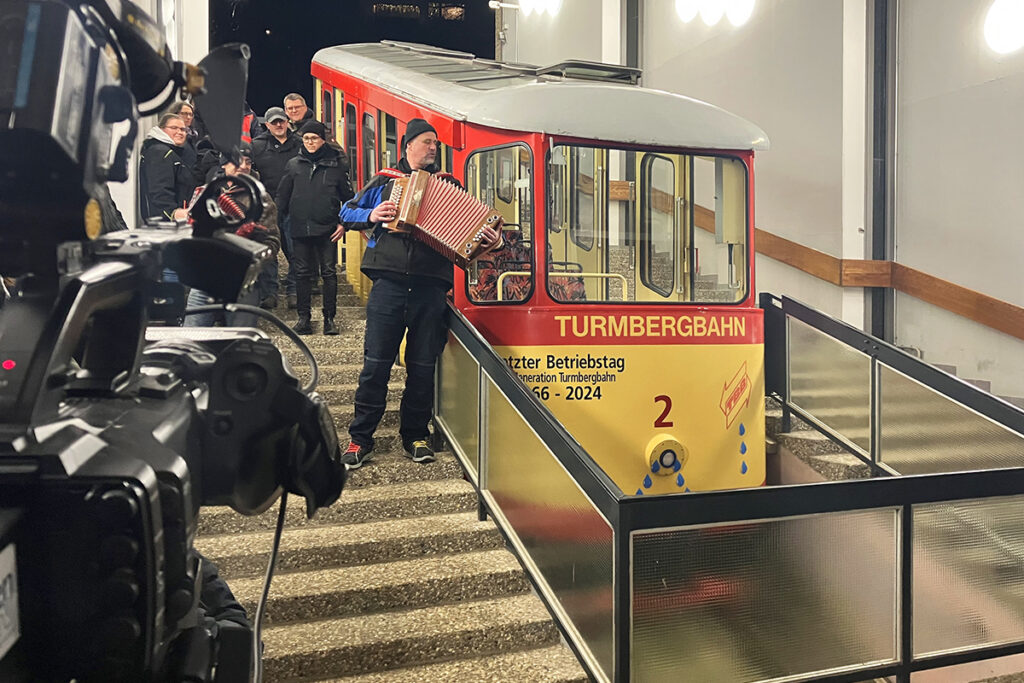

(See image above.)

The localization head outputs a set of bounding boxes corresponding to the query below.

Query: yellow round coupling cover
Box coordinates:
[84,199,102,239]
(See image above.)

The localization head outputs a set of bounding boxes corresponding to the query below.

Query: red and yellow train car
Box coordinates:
[312,41,769,495]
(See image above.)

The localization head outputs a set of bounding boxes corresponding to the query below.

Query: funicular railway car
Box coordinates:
[312,41,768,497]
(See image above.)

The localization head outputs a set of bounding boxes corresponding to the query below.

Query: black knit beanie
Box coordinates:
[402,118,437,148]
[298,120,326,139]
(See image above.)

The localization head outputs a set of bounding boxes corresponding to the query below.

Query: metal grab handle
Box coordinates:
[496,271,533,301]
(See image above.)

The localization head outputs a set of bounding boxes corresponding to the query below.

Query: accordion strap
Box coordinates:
[377,167,407,179]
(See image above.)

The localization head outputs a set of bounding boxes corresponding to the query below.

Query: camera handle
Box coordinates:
[0,261,149,439]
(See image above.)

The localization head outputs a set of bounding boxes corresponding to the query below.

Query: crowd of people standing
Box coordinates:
[139,96,504,469]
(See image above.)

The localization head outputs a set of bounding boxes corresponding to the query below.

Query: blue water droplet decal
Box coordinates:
[676,473,685,487]
[643,475,652,489]
[651,461,660,473]
[673,460,681,472]
[684,487,690,492]
[740,442,747,455]
[636,488,644,496]
[741,461,748,474]
[739,423,746,436]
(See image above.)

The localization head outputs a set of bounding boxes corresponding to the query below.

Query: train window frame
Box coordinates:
[569,146,596,252]
[383,112,398,169]
[464,142,535,306]
[362,111,377,186]
[321,87,333,140]
[346,103,357,182]
[334,90,344,148]
[639,153,676,298]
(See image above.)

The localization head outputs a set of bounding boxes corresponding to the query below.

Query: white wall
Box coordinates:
[895,0,1024,395]
[643,0,847,317]
[513,0,604,65]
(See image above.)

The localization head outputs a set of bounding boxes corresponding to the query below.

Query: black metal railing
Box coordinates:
[435,300,1024,683]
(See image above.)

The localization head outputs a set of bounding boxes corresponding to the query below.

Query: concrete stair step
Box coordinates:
[231,548,529,625]
[343,451,463,490]
[198,478,477,536]
[320,644,588,682]
[196,512,502,578]
[260,593,562,680]
[292,364,404,386]
[283,346,364,366]
[320,382,405,406]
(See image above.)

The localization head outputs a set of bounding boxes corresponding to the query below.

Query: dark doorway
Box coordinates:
[210,1,495,114]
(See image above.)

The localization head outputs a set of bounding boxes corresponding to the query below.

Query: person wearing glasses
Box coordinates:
[252,106,302,309]
[283,93,313,134]
[276,120,353,335]
[139,112,195,222]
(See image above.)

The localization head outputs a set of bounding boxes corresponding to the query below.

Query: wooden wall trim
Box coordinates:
[754,228,1024,342]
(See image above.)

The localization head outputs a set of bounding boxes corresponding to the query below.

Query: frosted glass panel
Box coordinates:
[788,318,871,453]
[486,376,614,679]
[437,334,479,478]
[632,509,899,681]
[914,495,1024,656]
[879,365,1024,474]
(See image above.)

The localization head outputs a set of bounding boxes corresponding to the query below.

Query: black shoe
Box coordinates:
[323,317,339,335]
[342,441,373,469]
[287,294,298,309]
[259,295,278,310]
[404,439,436,464]
[292,317,312,335]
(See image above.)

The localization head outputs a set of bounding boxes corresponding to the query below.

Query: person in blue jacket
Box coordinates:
[336,118,502,469]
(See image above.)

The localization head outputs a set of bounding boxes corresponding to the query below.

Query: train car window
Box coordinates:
[321,88,333,140]
[346,103,357,180]
[362,112,377,186]
[571,147,596,251]
[383,113,398,168]
[444,144,453,173]
[334,90,344,148]
[690,155,748,303]
[466,144,534,304]
[640,154,676,297]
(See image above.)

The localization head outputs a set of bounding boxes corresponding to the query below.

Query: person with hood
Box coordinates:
[336,118,503,469]
[276,120,353,336]
[140,113,195,222]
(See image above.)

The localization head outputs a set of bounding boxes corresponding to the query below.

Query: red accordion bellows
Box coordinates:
[384,170,501,268]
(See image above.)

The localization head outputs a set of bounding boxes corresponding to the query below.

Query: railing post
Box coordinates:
[614,505,632,682]
[899,503,913,682]
[477,364,488,522]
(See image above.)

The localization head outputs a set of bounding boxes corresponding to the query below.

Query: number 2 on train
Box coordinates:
[654,395,674,428]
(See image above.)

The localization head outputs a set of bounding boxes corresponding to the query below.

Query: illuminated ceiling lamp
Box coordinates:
[676,0,755,27]
[984,0,1024,54]
[545,0,563,15]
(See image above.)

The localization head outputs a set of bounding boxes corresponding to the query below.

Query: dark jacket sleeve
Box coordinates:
[276,163,295,220]
[143,147,181,220]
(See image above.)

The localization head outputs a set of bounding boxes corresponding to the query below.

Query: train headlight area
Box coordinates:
[315,41,1024,681]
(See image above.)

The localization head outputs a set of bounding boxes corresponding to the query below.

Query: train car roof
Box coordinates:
[313,42,769,151]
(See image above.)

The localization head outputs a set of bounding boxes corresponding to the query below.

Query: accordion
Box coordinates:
[383,169,502,268]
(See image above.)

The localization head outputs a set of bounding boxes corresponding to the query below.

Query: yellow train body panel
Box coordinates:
[495,342,765,495]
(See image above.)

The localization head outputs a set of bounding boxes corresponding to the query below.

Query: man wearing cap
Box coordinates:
[276,120,353,335]
[337,118,502,469]
[252,106,302,308]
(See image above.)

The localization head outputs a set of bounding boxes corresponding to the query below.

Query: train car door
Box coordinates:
[360,105,379,188]
[315,81,335,143]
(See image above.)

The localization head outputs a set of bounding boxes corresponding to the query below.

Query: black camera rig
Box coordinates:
[0,1,346,681]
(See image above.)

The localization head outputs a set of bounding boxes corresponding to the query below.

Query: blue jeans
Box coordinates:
[184,288,260,327]
[348,277,449,449]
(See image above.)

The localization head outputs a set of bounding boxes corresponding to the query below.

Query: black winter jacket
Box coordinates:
[276,145,353,239]
[139,128,196,221]
[251,131,301,202]
[340,158,458,289]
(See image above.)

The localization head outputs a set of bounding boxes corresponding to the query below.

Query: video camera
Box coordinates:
[0,2,346,681]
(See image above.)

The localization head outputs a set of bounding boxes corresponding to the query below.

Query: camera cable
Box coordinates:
[183,303,320,393]
[252,491,287,683]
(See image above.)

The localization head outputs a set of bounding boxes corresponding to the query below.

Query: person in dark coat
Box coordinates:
[276,120,353,335]
[337,118,503,468]
[252,106,303,308]
[284,93,314,134]
[168,100,200,181]
[139,113,195,222]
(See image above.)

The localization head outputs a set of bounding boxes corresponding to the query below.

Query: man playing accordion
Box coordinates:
[335,118,502,469]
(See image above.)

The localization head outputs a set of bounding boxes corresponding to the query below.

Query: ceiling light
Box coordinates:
[726,0,755,26]
[675,0,699,22]
[985,0,1024,54]
[699,0,725,26]
[545,0,562,15]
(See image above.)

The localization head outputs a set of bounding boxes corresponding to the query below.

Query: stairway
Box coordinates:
[194,279,587,682]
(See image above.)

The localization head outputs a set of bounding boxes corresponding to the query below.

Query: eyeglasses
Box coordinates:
[302,135,322,142]
[268,119,287,125]
[178,111,194,119]
[285,105,305,112]
[164,125,187,132]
